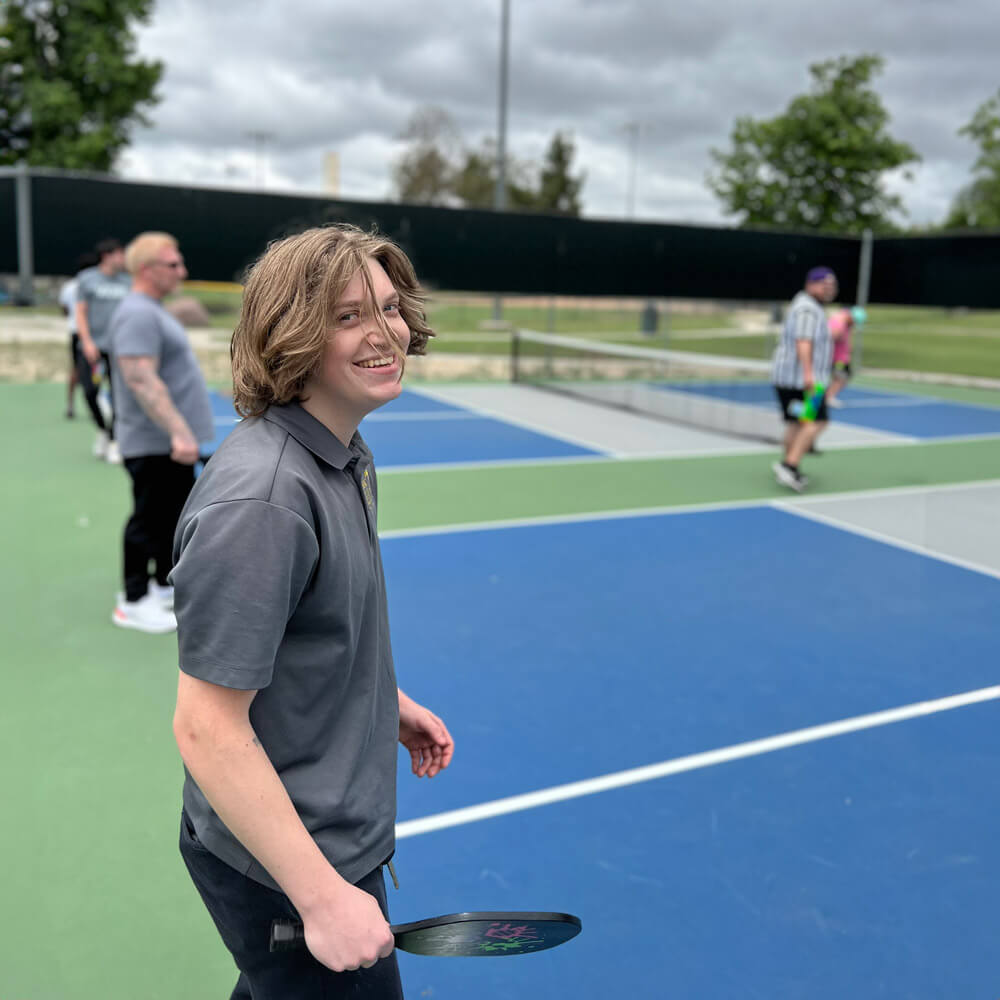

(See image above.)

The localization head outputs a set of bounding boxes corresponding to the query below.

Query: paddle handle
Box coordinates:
[270,919,307,952]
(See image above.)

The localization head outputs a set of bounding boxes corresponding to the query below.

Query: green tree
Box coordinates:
[535,131,584,215]
[944,90,1000,229]
[707,54,919,233]
[393,105,585,214]
[391,105,461,205]
[451,136,536,210]
[0,0,162,170]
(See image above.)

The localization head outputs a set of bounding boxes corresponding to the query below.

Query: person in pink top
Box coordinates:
[826,306,866,408]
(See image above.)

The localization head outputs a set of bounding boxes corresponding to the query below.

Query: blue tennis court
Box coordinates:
[205,389,602,466]
[659,381,1000,439]
[380,505,1000,999]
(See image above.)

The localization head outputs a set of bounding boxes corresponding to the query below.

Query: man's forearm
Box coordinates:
[176,712,349,911]
[125,368,194,440]
[796,341,814,384]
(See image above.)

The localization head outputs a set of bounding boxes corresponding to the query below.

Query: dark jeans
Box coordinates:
[72,341,112,433]
[122,455,195,601]
[179,812,404,1000]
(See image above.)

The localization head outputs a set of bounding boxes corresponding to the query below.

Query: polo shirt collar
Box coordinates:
[262,401,367,470]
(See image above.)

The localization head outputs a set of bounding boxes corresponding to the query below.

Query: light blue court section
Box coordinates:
[391,701,1000,1000]
[383,506,1000,998]
[204,390,600,466]
[655,380,1000,439]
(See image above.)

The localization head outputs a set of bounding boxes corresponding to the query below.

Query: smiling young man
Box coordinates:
[170,226,453,999]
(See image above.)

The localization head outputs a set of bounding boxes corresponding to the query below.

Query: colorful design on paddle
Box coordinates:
[478,922,545,954]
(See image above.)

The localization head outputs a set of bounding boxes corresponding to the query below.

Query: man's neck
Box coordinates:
[132,279,163,301]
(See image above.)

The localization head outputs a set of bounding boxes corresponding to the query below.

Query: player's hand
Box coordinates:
[302,882,395,972]
[81,339,100,365]
[170,432,200,465]
[398,694,454,778]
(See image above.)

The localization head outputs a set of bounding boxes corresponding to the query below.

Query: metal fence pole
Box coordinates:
[15,162,35,306]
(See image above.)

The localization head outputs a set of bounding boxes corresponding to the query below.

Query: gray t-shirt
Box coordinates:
[110,292,214,459]
[170,403,399,890]
[771,290,834,389]
[75,267,132,351]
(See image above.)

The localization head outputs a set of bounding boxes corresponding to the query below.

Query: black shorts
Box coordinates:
[774,386,829,424]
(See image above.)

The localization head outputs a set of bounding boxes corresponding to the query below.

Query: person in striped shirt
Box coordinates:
[770,266,838,492]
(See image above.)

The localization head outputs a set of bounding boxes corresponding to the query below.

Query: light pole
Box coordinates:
[492,0,511,322]
[245,130,275,188]
[623,121,640,218]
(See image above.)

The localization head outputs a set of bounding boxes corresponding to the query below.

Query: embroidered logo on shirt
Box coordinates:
[361,467,375,512]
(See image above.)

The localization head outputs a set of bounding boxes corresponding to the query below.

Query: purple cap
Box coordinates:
[806,266,836,283]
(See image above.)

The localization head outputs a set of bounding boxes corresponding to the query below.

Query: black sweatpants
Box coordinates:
[179,812,404,1000]
[72,341,112,432]
[122,455,195,602]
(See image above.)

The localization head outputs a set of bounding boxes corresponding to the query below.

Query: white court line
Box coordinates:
[396,685,1000,839]
[379,453,613,475]
[365,410,480,422]
[379,478,1000,540]
[771,494,1000,583]
[403,384,617,456]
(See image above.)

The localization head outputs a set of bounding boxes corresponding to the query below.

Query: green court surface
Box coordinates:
[2,382,1000,999]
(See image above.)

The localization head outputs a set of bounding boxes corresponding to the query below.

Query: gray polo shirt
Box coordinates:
[75,266,132,351]
[171,403,399,890]
[110,292,214,459]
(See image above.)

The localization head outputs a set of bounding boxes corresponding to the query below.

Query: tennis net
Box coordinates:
[511,329,782,441]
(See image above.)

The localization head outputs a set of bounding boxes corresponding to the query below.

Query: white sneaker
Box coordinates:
[105,440,122,464]
[111,592,177,633]
[772,461,808,493]
[97,392,113,426]
[93,430,110,459]
[148,582,175,610]
[827,397,845,409]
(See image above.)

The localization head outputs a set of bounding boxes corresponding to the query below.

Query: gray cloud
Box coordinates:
[124,0,1000,225]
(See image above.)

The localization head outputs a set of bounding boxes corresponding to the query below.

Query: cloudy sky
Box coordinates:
[120,0,1000,228]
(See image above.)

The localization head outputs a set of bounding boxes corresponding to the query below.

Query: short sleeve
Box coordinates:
[112,305,162,358]
[790,307,819,342]
[75,271,93,301]
[171,499,319,689]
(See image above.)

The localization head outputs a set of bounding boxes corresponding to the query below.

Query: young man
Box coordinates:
[770,266,838,492]
[109,232,214,633]
[171,225,454,999]
[75,238,133,463]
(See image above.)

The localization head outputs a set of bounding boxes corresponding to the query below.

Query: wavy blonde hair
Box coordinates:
[231,225,434,418]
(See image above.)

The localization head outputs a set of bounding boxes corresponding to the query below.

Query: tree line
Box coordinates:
[1,1,998,233]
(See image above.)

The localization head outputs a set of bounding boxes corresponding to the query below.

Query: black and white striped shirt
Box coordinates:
[771,290,833,389]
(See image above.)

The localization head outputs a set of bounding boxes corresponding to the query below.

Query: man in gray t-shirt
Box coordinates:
[107,232,213,635]
[75,238,132,461]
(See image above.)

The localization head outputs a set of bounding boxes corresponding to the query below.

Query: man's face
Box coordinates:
[144,246,187,296]
[808,274,838,303]
[103,248,126,273]
[308,257,411,426]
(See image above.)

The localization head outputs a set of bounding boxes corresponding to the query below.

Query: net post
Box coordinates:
[511,328,521,383]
